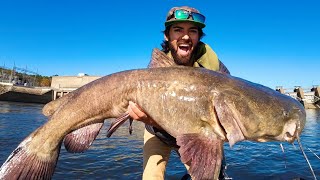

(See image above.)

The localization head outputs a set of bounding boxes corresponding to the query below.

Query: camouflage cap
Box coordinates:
[165,6,206,28]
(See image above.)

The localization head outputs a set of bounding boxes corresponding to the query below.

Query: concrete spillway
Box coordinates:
[0,83,52,104]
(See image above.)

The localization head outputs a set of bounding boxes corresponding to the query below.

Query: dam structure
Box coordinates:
[276,86,320,109]
[50,74,101,100]
[0,82,52,104]
[0,65,52,103]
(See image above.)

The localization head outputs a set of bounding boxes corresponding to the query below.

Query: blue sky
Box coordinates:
[0,0,319,89]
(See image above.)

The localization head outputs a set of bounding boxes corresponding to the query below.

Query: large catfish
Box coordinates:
[0,52,306,180]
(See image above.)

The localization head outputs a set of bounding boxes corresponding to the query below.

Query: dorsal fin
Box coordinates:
[148,48,177,68]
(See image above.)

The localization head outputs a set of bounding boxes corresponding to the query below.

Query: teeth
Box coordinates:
[179,44,189,47]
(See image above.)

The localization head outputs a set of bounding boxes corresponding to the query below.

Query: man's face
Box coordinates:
[166,22,200,66]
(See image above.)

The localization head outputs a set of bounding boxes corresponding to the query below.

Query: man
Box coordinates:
[128,6,230,179]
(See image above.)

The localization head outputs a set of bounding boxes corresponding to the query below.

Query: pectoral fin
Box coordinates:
[106,113,131,138]
[64,122,104,153]
[177,133,223,180]
[214,94,245,147]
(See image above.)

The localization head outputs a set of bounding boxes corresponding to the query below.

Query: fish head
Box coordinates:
[213,78,306,146]
[253,93,306,143]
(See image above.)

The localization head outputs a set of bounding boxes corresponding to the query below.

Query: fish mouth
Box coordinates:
[276,120,301,143]
[283,131,297,143]
[280,108,306,143]
[255,120,300,143]
[284,121,298,143]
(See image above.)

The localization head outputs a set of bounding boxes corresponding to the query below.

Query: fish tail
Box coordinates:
[0,138,61,180]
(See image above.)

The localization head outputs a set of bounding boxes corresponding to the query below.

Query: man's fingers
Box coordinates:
[128,103,140,120]
[128,101,147,119]
[128,101,162,129]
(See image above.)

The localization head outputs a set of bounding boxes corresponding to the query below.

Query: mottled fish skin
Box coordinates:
[0,67,305,179]
[41,48,177,154]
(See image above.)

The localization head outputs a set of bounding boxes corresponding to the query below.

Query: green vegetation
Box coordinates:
[0,67,52,87]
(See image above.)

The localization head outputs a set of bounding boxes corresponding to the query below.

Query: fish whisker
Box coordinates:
[297,136,317,180]
[292,142,297,150]
[279,143,287,168]
[308,148,320,160]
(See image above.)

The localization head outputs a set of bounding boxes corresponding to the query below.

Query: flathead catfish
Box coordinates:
[0,67,305,180]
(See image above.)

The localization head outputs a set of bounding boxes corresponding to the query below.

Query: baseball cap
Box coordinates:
[165,6,206,28]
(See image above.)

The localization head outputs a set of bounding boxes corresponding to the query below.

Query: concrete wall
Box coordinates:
[51,75,102,89]
[0,90,52,104]
[0,83,52,103]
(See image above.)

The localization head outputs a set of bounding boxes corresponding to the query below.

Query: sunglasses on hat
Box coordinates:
[170,9,206,24]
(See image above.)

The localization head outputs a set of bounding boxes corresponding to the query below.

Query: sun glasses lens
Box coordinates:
[174,10,189,19]
[174,10,205,24]
[191,13,205,23]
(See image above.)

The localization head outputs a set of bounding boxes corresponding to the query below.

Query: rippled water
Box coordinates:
[0,101,319,179]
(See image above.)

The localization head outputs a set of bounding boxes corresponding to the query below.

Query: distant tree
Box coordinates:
[39,77,51,87]
[0,67,52,87]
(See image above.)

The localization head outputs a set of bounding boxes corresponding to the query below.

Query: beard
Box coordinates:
[168,40,194,66]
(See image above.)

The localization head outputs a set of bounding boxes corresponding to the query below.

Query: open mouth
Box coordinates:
[177,44,191,57]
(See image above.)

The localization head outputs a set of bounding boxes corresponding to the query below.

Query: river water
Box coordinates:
[0,101,319,180]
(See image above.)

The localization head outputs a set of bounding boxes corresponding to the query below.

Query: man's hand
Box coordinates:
[128,101,148,120]
[127,101,162,129]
